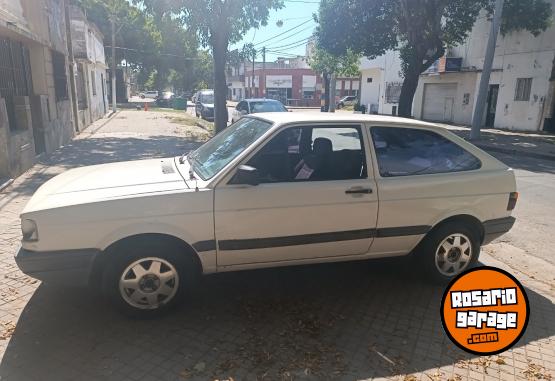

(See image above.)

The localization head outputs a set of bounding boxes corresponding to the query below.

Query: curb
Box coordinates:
[86,110,121,135]
[0,178,14,193]
[475,144,555,162]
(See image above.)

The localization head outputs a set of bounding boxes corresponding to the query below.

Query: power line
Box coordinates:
[252,18,313,46]
[262,25,315,49]
[266,36,314,51]
[105,45,201,59]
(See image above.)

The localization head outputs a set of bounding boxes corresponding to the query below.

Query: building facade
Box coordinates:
[70,5,108,129]
[359,52,404,115]
[413,4,555,131]
[0,0,77,180]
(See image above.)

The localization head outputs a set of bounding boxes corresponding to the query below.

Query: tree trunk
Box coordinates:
[212,35,229,134]
[398,68,420,118]
[328,73,336,113]
[322,72,330,112]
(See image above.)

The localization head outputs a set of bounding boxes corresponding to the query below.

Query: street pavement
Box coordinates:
[0,110,553,380]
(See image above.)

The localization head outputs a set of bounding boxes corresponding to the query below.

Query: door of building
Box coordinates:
[422,83,458,122]
[485,84,499,128]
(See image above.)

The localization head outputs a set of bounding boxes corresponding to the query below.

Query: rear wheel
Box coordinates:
[102,240,197,318]
[416,222,480,283]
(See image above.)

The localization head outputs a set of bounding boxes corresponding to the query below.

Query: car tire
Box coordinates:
[140,95,145,99]
[102,239,197,318]
[415,222,480,283]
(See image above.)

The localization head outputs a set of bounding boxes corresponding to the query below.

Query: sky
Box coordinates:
[230,0,320,62]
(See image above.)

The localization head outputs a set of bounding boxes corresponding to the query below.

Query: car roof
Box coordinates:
[243,98,282,103]
[248,112,443,130]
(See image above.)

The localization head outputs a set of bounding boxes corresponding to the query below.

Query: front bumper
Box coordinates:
[482,216,516,244]
[15,246,100,286]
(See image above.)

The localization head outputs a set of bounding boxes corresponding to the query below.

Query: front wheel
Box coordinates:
[102,241,194,318]
[416,222,480,283]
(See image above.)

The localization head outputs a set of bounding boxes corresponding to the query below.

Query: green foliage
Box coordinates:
[138,0,285,132]
[72,0,211,92]
[308,46,360,77]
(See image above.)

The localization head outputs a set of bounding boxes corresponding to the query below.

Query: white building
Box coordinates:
[359,52,404,115]
[413,4,555,132]
[70,6,108,128]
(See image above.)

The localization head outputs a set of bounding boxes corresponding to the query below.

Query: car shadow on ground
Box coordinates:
[0,135,202,202]
[0,258,553,380]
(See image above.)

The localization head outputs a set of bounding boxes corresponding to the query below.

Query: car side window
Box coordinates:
[247,125,367,183]
[370,127,481,177]
[236,101,246,112]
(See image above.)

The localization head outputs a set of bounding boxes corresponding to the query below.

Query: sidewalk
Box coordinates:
[439,124,555,161]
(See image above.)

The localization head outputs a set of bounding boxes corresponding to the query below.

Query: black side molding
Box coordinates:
[216,225,431,251]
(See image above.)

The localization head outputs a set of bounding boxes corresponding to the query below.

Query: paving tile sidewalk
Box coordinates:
[440,124,555,161]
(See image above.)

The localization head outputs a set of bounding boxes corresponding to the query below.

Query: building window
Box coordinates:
[52,50,68,101]
[91,71,97,96]
[303,90,315,99]
[76,65,87,110]
[0,38,32,130]
[385,82,402,104]
[367,77,373,83]
[463,93,470,105]
[514,78,532,101]
[352,90,359,97]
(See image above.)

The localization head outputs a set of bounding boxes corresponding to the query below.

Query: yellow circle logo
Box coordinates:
[441,267,529,355]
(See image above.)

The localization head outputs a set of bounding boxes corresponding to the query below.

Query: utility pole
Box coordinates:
[63,0,79,132]
[262,47,266,99]
[470,0,504,139]
[252,50,255,97]
[111,17,117,113]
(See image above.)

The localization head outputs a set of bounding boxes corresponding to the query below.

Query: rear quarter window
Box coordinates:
[370,126,481,177]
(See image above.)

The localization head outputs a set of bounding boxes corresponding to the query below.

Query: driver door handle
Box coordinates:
[345,187,373,194]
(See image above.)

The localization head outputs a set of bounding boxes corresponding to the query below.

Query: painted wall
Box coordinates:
[359,51,403,115]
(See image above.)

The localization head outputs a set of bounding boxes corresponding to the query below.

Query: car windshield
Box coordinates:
[188,117,273,180]
[202,94,214,103]
[250,101,287,113]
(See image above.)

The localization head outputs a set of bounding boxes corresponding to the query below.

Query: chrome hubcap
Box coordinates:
[435,234,472,276]
[119,257,179,310]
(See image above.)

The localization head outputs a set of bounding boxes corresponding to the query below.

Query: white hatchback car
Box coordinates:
[16,113,517,316]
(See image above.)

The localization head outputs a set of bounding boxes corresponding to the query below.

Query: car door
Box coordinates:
[214,123,379,267]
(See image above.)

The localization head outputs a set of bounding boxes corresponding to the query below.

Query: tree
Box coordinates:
[241,43,257,97]
[74,0,206,95]
[140,0,284,133]
[316,0,552,117]
[308,46,360,112]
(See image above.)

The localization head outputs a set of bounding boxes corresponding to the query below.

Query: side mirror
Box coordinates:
[232,165,259,186]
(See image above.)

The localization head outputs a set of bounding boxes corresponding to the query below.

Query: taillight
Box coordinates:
[507,192,519,211]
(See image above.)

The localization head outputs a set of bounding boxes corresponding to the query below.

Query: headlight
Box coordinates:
[21,219,38,242]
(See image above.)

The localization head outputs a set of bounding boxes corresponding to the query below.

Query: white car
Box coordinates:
[16,113,517,316]
[231,98,288,123]
[140,91,159,99]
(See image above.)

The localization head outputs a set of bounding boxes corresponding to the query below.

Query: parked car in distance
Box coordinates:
[156,91,175,108]
[231,98,288,123]
[195,90,214,120]
[140,90,159,99]
[337,95,357,109]
[16,113,517,317]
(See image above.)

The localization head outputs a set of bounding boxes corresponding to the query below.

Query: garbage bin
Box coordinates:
[173,97,187,110]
